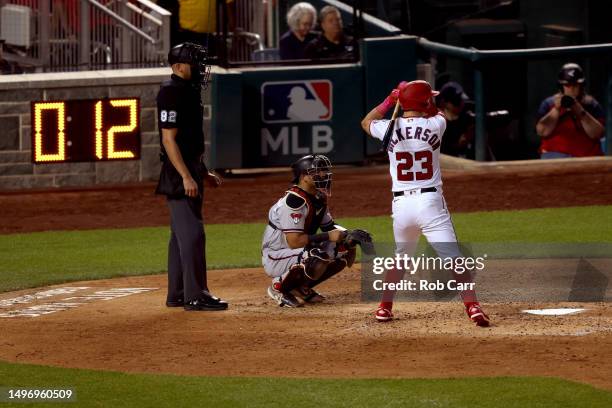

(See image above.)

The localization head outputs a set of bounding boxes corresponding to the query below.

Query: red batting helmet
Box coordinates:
[398,80,440,112]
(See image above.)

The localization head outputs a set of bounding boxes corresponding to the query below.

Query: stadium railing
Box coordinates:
[0,0,170,71]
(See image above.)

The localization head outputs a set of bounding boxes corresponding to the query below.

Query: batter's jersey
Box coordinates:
[262,187,334,253]
[370,114,446,192]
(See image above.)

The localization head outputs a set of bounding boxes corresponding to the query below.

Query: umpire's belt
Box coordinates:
[393,187,437,197]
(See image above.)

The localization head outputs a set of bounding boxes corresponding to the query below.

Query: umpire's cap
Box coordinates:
[168,42,211,88]
[558,63,585,85]
[168,42,206,65]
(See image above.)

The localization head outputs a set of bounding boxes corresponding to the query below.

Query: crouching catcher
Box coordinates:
[261,154,374,307]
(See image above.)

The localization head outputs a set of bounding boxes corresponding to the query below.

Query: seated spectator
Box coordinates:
[437,81,475,159]
[536,63,605,159]
[304,6,356,61]
[279,2,317,60]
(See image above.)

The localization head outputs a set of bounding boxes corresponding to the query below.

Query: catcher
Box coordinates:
[261,154,374,307]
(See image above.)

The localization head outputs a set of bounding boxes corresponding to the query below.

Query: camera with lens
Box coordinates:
[561,95,575,108]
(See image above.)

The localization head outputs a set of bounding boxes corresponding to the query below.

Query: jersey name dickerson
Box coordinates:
[370,114,446,191]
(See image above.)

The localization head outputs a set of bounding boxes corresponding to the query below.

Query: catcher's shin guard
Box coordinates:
[279,263,307,294]
[308,258,347,289]
[280,264,306,293]
[303,248,332,281]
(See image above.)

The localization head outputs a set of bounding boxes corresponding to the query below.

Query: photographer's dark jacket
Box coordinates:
[155,74,205,196]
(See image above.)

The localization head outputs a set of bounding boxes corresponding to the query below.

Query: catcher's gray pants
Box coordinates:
[167,196,207,302]
[262,242,337,279]
[262,248,304,278]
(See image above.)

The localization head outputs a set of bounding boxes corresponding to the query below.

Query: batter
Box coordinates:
[360,80,490,327]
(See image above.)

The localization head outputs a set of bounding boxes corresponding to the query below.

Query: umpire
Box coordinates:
[155,42,228,311]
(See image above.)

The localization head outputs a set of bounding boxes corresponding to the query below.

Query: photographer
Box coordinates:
[536,63,605,159]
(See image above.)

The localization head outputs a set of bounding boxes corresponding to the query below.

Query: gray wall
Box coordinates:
[0,68,215,191]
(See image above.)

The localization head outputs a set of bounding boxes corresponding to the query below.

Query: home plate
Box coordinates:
[522,308,586,316]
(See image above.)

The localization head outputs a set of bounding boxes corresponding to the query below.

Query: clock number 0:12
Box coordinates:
[33,98,138,162]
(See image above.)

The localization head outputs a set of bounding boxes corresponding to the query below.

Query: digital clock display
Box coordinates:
[31,98,141,163]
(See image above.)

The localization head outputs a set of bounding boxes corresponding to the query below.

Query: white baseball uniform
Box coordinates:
[369,113,461,259]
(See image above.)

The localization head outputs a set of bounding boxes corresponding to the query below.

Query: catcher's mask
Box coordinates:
[291,154,333,196]
[168,42,211,89]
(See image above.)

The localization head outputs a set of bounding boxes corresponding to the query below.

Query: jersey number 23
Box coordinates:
[396,150,433,181]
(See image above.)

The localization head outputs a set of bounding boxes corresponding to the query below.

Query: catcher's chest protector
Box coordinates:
[288,186,327,235]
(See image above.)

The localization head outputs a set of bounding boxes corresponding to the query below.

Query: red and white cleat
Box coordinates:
[466,303,490,327]
[375,307,394,322]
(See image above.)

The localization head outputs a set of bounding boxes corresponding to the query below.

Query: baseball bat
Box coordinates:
[380,100,401,152]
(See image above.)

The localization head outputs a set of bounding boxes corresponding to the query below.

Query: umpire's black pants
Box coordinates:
[166,195,208,303]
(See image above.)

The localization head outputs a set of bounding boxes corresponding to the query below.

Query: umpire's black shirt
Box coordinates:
[155,74,205,196]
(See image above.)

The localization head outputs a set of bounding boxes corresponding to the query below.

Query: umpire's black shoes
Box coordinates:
[202,290,229,307]
[184,292,228,311]
[166,298,184,307]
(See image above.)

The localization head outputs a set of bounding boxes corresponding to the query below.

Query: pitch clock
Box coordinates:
[31,98,141,163]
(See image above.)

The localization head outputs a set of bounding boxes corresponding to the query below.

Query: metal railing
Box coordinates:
[233,0,277,48]
[0,0,170,71]
[418,37,612,160]
[217,0,277,64]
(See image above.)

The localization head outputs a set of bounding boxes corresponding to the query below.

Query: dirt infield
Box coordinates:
[1,269,611,389]
[1,162,612,389]
[2,163,612,234]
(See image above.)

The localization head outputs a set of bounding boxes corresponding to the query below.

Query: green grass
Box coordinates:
[0,205,610,292]
[1,207,612,406]
[0,361,610,408]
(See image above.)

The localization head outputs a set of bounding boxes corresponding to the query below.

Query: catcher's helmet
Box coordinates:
[168,42,211,89]
[398,80,440,112]
[558,63,585,85]
[291,154,333,195]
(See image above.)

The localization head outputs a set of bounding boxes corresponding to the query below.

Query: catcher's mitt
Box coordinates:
[343,229,375,255]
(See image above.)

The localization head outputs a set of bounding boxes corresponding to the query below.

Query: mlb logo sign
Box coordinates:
[261,80,332,124]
